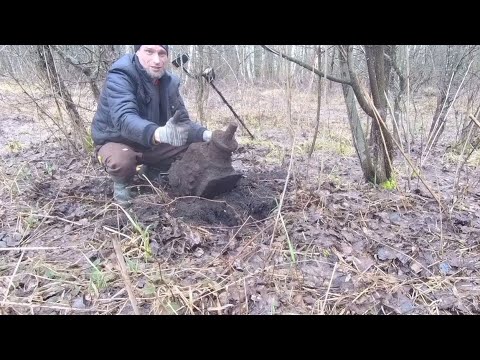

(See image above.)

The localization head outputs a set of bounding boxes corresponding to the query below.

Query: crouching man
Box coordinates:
[91,45,212,205]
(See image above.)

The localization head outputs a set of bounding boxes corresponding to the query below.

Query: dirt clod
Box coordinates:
[169,124,242,198]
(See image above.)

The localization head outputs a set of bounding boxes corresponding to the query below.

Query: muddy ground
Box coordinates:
[1,85,480,315]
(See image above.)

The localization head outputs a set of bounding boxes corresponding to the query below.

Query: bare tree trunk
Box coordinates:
[264,44,394,184]
[430,91,453,146]
[245,45,254,83]
[309,46,322,157]
[235,45,244,81]
[338,48,375,182]
[195,45,205,124]
[389,45,408,145]
[365,45,394,183]
[254,45,262,82]
[428,45,455,147]
[328,46,336,91]
[36,45,88,150]
[427,45,477,148]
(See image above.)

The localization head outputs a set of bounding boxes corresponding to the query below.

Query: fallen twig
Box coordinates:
[112,238,140,315]
[320,262,338,315]
[2,250,25,305]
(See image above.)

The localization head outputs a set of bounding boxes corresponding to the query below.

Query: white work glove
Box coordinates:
[154,110,190,146]
[203,130,212,142]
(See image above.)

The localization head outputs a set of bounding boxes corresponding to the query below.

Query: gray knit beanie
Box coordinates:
[134,45,169,54]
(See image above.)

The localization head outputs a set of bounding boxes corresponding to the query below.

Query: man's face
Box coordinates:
[136,45,168,80]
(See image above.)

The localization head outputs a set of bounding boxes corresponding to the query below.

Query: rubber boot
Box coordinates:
[112,178,133,207]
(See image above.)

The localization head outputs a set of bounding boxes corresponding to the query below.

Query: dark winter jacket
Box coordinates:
[91,54,206,149]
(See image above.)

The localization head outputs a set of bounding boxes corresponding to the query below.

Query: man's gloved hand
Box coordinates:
[154,110,190,146]
[203,130,212,142]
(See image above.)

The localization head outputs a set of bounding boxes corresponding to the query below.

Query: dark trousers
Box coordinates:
[96,142,189,182]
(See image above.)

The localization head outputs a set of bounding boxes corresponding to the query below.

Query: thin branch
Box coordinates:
[112,238,140,315]
[343,45,375,118]
[270,139,295,247]
[468,113,480,129]
[376,96,444,210]
[52,45,93,77]
[2,250,25,305]
[309,45,322,158]
[261,45,351,85]
[320,262,338,315]
[384,52,406,84]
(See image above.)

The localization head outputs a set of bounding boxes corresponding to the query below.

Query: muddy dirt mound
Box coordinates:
[166,169,286,226]
[113,169,285,229]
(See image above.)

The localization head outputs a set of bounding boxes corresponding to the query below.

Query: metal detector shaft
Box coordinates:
[180,66,198,80]
[205,78,255,140]
[172,53,254,139]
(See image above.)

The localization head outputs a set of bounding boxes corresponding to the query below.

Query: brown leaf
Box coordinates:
[377,211,390,223]
[340,230,355,243]
[78,218,90,226]
[5,232,22,247]
[293,294,304,306]
[352,255,375,272]
[383,292,415,314]
[194,248,204,258]
[72,297,87,309]
[410,262,423,274]
[434,291,457,310]
[388,212,402,225]
[332,274,354,292]
[377,247,397,261]
[340,242,353,255]
[303,296,316,305]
